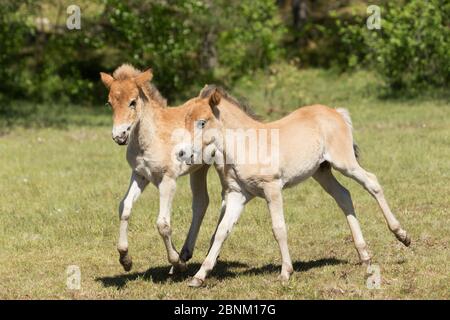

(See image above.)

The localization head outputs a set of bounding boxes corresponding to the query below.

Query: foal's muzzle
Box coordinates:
[112,124,131,145]
[114,135,129,145]
[176,144,195,165]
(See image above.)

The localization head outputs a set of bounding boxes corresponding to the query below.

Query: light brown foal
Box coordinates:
[178,86,410,287]
[100,65,226,274]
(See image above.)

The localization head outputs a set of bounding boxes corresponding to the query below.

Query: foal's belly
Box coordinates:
[279,137,324,189]
[229,132,324,195]
[281,161,321,189]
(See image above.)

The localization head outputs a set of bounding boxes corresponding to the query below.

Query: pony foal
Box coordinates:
[100,65,225,273]
[178,86,411,287]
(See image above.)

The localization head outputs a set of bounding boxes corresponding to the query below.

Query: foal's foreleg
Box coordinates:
[118,172,149,271]
[208,167,228,254]
[189,191,247,287]
[264,183,293,282]
[207,191,227,255]
[313,166,371,263]
[157,176,186,271]
[179,165,210,263]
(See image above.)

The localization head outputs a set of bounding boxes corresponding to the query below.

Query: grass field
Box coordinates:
[0,66,449,299]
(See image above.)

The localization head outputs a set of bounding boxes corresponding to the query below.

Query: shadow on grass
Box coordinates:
[241,257,347,276]
[96,257,346,289]
[96,260,246,289]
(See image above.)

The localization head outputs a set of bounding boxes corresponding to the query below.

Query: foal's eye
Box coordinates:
[196,119,207,129]
[129,100,137,109]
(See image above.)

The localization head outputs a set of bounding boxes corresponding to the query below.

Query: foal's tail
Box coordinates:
[336,108,360,161]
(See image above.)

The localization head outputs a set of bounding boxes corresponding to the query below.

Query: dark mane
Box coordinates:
[112,64,167,107]
[199,84,259,120]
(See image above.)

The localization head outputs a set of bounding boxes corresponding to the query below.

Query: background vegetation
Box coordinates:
[0,0,448,107]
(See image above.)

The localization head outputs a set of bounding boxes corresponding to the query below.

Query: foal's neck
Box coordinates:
[132,97,164,150]
[218,100,261,129]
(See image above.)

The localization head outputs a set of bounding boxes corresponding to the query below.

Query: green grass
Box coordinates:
[0,66,449,299]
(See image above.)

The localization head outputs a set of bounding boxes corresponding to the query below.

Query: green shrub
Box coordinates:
[0,2,32,101]
[0,2,103,104]
[104,0,285,99]
[0,1,285,104]
[367,0,449,91]
[214,0,286,81]
[103,0,210,100]
[337,0,450,92]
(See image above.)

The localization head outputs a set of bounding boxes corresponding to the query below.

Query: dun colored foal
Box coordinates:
[178,86,410,287]
[100,65,226,274]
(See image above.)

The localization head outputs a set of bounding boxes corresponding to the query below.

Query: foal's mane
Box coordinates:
[112,64,167,107]
[199,85,259,120]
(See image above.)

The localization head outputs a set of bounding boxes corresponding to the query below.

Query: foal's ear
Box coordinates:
[100,72,114,88]
[208,89,222,109]
[134,68,153,87]
[198,84,209,97]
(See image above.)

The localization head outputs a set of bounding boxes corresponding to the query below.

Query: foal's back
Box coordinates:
[250,104,356,187]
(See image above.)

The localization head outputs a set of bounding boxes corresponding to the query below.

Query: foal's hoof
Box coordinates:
[119,254,133,272]
[277,273,290,285]
[188,277,205,288]
[168,261,187,276]
[175,260,188,272]
[402,234,411,247]
[396,232,411,247]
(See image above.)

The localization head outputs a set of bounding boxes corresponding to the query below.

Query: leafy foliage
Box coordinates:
[0,0,448,105]
[367,0,449,91]
[336,0,450,92]
[214,0,286,80]
[0,0,285,104]
[0,2,32,100]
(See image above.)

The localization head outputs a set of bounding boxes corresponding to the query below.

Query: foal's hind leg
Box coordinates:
[330,156,411,246]
[313,165,371,263]
[264,182,293,281]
